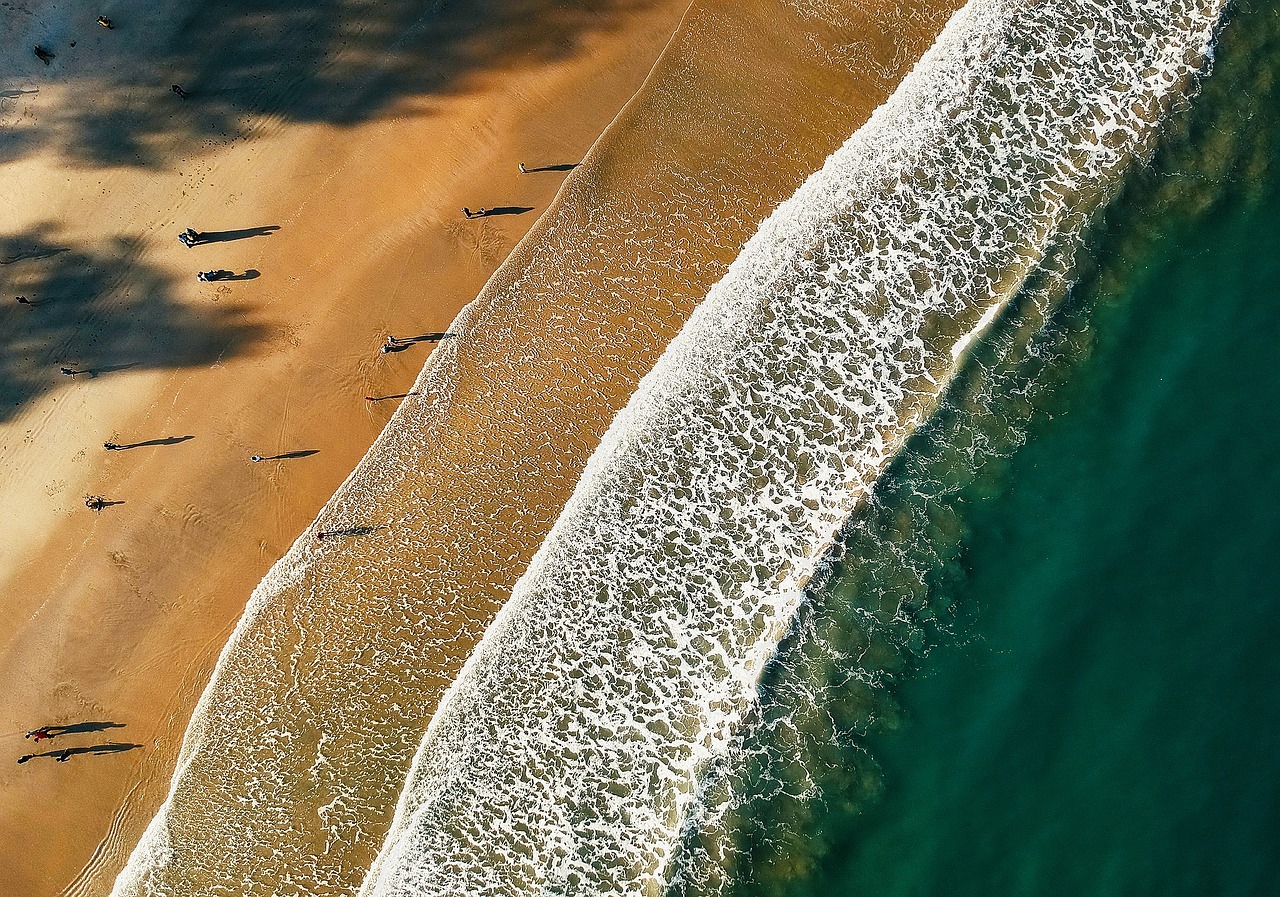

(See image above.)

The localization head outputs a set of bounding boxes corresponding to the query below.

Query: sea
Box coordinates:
[668,1,1280,895]
[113,0,1280,894]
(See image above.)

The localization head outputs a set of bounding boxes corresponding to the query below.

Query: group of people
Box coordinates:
[32,14,192,104]
[33,15,113,65]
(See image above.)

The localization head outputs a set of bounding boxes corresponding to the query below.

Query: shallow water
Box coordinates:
[671,1,1280,893]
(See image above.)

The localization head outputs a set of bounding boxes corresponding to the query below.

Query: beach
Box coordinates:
[102,1,972,893]
[2,0,1264,895]
[0,0,696,891]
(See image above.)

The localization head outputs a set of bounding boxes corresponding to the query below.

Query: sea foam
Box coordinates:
[357,0,1226,894]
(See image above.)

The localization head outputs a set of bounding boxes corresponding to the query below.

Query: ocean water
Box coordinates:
[356,1,1228,895]
[669,1,1280,894]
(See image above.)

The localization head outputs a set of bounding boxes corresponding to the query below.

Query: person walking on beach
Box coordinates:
[55,749,73,762]
[250,455,263,462]
[463,207,488,219]
[97,16,114,28]
[26,727,53,742]
[103,442,121,451]
[178,228,200,247]
[519,162,528,174]
[171,84,188,99]
[60,366,80,378]
[34,46,55,65]
[16,296,30,305]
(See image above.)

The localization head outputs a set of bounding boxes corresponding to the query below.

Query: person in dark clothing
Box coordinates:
[171,84,188,99]
[34,46,55,65]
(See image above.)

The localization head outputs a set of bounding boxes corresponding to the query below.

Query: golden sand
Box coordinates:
[0,1,691,892]
[0,0,962,893]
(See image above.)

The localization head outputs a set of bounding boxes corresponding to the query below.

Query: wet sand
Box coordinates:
[0,0,695,893]
[98,1,968,895]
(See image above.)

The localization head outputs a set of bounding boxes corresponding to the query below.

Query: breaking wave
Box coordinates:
[357,1,1225,895]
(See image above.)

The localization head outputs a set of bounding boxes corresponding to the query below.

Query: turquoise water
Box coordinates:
[672,2,1280,895]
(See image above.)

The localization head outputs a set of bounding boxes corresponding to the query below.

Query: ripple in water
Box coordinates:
[357,1,1228,895]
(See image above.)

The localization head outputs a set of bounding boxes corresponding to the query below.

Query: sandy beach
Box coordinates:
[0,0,964,894]
[0,0,694,892]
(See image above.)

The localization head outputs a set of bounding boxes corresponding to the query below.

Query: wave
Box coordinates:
[356,1,1226,895]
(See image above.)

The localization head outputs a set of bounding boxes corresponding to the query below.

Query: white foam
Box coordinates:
[357,1,1225,895]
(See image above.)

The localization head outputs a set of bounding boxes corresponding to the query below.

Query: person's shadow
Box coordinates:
[18,742,142,764]
[224,269,260,281]
[479,206,534,217]
[523,163,579,173]
[112,435,195,450]
[37,721,127,737]
[197,226,280,244]
[85,498,127,510]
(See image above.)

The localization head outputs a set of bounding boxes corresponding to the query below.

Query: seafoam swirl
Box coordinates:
[358,0,1226,894]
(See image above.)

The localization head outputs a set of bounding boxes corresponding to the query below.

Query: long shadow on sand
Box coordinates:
[18,743,142,763]
[5,0,661,167]
[31,721,127,738]
[195,226,280,244]
[0,225,267,423]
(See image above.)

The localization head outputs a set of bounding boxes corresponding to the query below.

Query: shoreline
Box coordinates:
[108,1,968,894]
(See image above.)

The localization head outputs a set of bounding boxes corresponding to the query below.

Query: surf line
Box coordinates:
[356,1,1228,895]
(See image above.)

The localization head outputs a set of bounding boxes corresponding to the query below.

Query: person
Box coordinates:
[55,749,72,762]
[178,228,199,247]
[519,162,528,173]
[171,84,188,99]
[462,207,474,218]
[60,366,77,377]
[250,455,263,462]
[34,45,54,65]
[104,442,121,451]
[316,531,329,541]
[97,15,113,28]
[16,296,30,305]
[25,727,52,741]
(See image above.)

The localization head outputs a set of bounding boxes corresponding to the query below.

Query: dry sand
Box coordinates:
[0,0,696,893]
[93,1,968,895]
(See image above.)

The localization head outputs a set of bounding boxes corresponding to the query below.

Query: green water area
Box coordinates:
[712,3,1280,895]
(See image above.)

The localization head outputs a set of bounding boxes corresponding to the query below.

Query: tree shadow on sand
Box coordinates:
[3,0,660,168]
[0,224,267,423]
